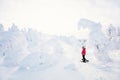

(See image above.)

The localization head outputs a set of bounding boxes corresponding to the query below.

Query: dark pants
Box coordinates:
[82,55,86,62]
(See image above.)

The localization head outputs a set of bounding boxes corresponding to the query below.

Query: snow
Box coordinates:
[0,19,120,80]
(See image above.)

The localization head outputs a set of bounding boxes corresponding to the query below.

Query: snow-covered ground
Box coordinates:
[0,19,120,80]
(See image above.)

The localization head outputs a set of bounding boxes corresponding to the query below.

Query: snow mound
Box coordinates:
[20,52,58,71]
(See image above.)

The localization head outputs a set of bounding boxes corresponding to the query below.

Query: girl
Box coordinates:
[81,46,86,62]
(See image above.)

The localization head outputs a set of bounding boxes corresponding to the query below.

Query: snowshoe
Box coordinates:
[81,59,89,63]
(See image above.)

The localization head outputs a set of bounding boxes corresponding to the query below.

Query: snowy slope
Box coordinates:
[0,21,120,80]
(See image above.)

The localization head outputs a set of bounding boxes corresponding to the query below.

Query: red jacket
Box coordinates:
[82,48,86,55]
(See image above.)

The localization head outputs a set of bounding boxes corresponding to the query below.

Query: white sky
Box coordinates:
[0,0,120,36]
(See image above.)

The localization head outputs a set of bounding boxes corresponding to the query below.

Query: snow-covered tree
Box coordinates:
[116,27,120,36]
[1,31,29,67]
[105,25,120,50]
[8,23,19,32]
[0,24,4,31]
[106,24,116,40]
[78,18,111,63]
